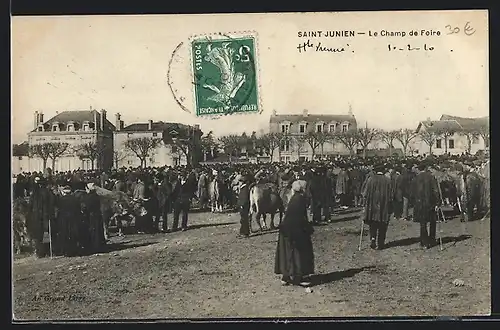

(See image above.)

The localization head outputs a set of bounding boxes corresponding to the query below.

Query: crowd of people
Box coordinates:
[12,152,489,288]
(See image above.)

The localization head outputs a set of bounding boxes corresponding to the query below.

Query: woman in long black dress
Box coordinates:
[275,180,315,286]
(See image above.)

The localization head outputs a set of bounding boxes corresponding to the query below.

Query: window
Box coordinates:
[281,124,290,134]
[171,145,178,153]
[329,124,335,133]
[436,139,442,149]
[299,124,306,133]
[37,125,44,132]
[342,124,348,133]
[67,124,75,131]
[52,125,59,132]
[83,124,90,131]
[51,137,60,141]
[152,132,158,137]
[280,140,290,152]
[316,124,323,133]
[18,156,22,160]
[449,139,455,149]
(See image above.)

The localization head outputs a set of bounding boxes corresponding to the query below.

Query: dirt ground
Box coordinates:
[13,208,490,320]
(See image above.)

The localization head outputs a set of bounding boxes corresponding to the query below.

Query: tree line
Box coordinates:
[22,121,490,171]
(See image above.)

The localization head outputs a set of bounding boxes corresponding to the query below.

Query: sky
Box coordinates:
[11,11,489,144]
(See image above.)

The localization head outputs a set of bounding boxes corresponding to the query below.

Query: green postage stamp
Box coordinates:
[191,36,260,116]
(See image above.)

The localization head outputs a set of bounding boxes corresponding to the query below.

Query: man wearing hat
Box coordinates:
[26,176,56,258]
[236,174,251,238]
[409,161,441,249]
[362,163,393,250]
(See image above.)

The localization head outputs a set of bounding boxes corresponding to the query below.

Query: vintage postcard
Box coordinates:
[12,10,489,320]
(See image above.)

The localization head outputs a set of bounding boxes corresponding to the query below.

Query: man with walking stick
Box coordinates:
[360,163,394,250]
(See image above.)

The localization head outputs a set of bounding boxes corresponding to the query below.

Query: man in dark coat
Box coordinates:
[236,174,251,238]
[363,164,393,250]
[275,180,315,287]
[56,185,82,257]
[309,168,324,224]
[336,165,350,208]
[156,172,173,232]
[171,172,195,232]
[349,165,364,207]
[27,177,55,258]
[82,183,106,254]
[409,162,441,249]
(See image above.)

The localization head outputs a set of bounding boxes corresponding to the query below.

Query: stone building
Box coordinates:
[12,142,31,175]
[414,114,489,156]
[113,113,203,168]
[269,109,358,162]
[27,107,115,172]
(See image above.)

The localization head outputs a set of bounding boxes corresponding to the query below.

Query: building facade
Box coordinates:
[414,114,489,156]
[27,108,115,172]
[113,114,203,168]
[12,142,31,175]
[269,109,358,162]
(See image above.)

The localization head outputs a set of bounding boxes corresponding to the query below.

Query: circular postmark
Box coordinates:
[167,32,259,118]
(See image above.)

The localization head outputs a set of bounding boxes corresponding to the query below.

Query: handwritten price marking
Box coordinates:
[445,21,476,36]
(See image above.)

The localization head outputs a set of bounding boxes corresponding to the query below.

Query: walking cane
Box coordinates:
[48,219,53,259]
[436,208,443,251]
[358,218,364,251]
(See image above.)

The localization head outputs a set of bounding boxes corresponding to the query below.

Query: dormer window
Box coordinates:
[281,123,290,134]
[342,123,349,133]
[67,121,75,131]
[329,124,336,133]
[299,123,306,133]
[52,123,60,132]
[82,121,90,131]
[37,124,44,132]
[316,123,324,133]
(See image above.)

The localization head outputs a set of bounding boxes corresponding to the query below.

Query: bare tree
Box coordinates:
[478,124,490,150]
[335,131,359,156]
[380,130,399,157]
[29,143,52,170]
[124,137,161,168]
[74,142,105,170]
[419,130,438,155]
[315,132,331,157]
[218,134,242,162]
[112,150,127,168]
[46,142,70,171]
[293,135,307,161]
[357,128,380,159]
[277,133,290,161]
[304,132,321,158]
[460,128,480,154]
[395,128,418,157]
[257,132,281,161]
[200,131,217,162]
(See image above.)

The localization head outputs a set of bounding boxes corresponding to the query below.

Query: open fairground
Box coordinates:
[13,208,490,319]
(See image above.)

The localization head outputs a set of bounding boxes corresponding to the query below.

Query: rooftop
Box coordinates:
[12,142,29,157]
[31,110,116,133]
[120,121,201,133]
[418,114,489,133]
[270,113,357,125]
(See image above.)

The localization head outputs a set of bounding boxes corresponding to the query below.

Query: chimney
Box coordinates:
[34,111,39,129]
[348,104,353,116]
[115,113,122,131]
[148,119,153,131]
[272,109,277,116]
[90,105,93,111]
[303,109,309,117]
[39,112,44,123]
[100,109,107,131]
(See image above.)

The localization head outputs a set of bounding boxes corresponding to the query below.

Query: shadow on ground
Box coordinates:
[189,222,237,230]
[385,234,472,249]
[327,215,361,224]
[102,242,156,254]
[251,229,279,237]
[309,265,377,287]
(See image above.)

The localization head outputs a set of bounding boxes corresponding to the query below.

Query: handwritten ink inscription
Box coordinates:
[297,39,351,54]
[388,44,435,52]
[445,21,476,36]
